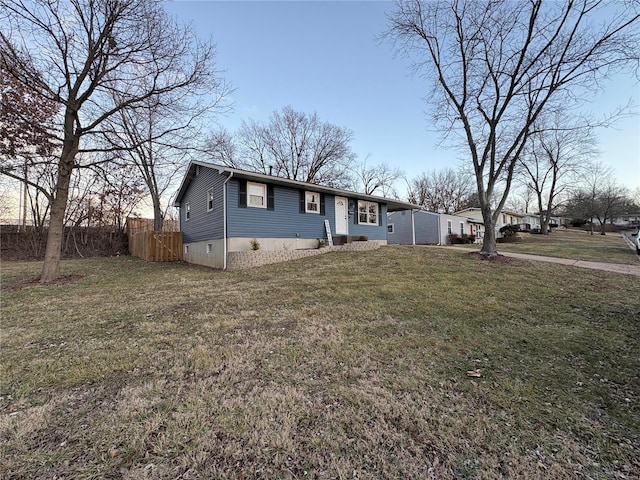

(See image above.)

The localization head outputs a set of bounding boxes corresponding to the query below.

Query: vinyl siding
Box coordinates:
[179,167,226,243]
[387,211,414,244]
[387,210,439,244]
[439,214,468,244]
[179,166,389,242]
[227,180,327,238]
[415,211,439,244]
[228,179,388,240]
[346,198,388,240]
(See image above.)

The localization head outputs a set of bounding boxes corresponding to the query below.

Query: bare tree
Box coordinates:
[352,156,402,197]
[205,128,238,168]
[564,162,623,234]
[406,167,474,213]
[1,0,223,282]
[519,110,598,234]
[102,80,229,231]
[88,163,145,232]
[0,181,15,222]
[209,106,357,188]
[506,184,535,215]
[386,0,639,255]
[61,161,145,233]
[594,183,629,234]
[631,187,640,210]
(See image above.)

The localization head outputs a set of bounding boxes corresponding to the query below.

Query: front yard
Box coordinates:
[489,228,639,264]
[1,247,639,479]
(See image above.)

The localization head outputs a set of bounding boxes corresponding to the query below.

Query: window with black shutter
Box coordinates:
[238,180,247,208]
[267,185,274,210]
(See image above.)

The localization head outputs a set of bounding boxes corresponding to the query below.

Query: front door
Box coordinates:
[335,197,348,235]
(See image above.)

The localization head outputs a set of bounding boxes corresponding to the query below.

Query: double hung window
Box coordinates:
[305,191,320,213]
[247,182,266,208]
[358,201,378,225]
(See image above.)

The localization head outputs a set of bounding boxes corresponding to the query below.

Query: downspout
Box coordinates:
[411,209,416,245]
[437,215,442,246]
[222,171,234,270]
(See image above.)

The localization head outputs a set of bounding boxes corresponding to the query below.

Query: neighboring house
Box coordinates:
[173,161,416,269]
[520,214,541,232]
[387,209,482,245]
[454,208,524,238]
[501,210,525,228]
[609,213,640,227]
[467,218,485,241]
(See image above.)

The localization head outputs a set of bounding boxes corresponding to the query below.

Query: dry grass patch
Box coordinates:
[488,228,638,264]
[1,249,639,479]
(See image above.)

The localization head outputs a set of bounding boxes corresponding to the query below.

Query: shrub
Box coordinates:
[250,238,260,250]
[499,224,520,237]
[316,238,327,249]
[570,218,588,227]
[447,233,477,244]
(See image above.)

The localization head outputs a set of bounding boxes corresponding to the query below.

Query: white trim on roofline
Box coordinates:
[174,161,417,212]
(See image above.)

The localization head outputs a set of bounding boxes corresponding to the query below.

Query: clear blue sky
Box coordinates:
[165,1,640,193]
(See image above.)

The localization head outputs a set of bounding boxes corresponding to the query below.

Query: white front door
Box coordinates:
[335,197,348,235]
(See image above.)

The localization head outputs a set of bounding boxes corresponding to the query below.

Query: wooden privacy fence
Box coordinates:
[126,217,179,235]
[126,217,182,262]
[128,231,183,262]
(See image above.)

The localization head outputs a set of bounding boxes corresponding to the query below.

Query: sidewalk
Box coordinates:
[440,246,640,276]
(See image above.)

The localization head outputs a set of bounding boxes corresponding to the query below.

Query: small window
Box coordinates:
[305,191,320,213]
[358,201,378,225]
[185,203,190,221]
[502,214,506,224]
[447,220,452,235]
[460,222,464,236]
[247,182,266,208]
[184,245,189,254]
[207,188,214,211]
[206,243,213,254]
[387,223,394,234]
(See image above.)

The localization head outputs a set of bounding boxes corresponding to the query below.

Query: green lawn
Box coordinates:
[465,228,638,264]
[1,249,639,479]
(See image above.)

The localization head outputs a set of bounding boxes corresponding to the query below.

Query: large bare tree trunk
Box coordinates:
[40,154,75,282]
[536,193,549,235]
[480,205,497,255]
[40,110,79,283]
[152,197,164,231]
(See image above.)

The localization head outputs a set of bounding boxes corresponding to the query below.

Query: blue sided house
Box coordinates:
[174,161,416,269]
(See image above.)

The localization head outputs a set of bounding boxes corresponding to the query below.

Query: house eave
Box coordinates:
[174,161,417,211]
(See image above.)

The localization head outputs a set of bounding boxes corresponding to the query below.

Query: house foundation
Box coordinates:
[182,238,386,271]
[226,239,385,270]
